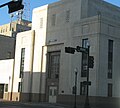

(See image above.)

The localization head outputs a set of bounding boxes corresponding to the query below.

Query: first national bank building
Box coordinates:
[2,0,120,106]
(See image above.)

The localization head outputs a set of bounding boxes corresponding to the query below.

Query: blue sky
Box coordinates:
[0,0,120,25]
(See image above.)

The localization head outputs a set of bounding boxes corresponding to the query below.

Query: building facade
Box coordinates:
[0,19,30,100]
[2,0,120,107]
[0,19,31,100]
[11,30,35,101]
[0,35,15,100]
[0,35,15,60]
[0,19,31,38]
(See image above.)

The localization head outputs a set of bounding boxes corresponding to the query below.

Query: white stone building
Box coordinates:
[2,0,120,107]
[0,20,31,100]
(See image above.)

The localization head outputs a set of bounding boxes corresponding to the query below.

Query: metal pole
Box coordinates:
[0,2,9,8]
[0,1,14,8]
[74,69,77,108]
[84,46,90,108]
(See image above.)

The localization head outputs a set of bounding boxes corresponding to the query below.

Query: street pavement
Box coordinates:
[0,100,73,108]
[0,99,106,108]
[1,99,117,108]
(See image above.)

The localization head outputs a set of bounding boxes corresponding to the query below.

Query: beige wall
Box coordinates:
[12,30,35,101]
[0,23,11,36]
[31,5,48,95]
[0,59,14,100]
[0,59,14,89]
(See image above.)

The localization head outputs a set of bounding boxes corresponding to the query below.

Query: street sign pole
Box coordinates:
[65,45,92,108]
[0,2,10,8]
[84,46,91,108]
[74,68,78,108]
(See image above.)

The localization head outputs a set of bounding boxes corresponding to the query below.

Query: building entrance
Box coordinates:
[48,86,57,103]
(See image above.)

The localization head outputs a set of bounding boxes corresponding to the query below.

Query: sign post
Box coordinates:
[65,45,93,108]
[84,46,91,108]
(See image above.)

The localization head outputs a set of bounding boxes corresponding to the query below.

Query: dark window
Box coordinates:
[18,82,22,92]
[4,84,8,92]
[47,51,60,79]
[80,82,87,95]
[108,83,112,97]
[49,89,52,96]
[81,39,88,77]
[66,10,70,23]
[54,89,57,96]
[19,48,25,78]
[12,28,14,32]
[51,14,56,26]
[108,40,113,79]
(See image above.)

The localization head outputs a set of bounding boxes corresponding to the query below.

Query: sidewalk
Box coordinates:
[0,99,92,108]
[0,99,110,108]
[23,102,72,108]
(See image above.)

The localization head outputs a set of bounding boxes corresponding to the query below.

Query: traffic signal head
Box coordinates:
[8,1,24,13]
[65,47,75,54]
[88,56,94,68]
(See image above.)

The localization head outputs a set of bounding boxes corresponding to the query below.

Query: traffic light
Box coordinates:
[88,56,94,68]
[65,47,75,54]
[8,0,24,13]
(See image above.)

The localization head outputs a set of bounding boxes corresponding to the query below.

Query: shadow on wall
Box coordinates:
[17,72,46,102]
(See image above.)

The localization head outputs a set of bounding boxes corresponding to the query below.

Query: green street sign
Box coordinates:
[76,46,88,53]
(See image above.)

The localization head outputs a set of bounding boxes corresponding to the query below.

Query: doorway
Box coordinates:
[48,86,57,103]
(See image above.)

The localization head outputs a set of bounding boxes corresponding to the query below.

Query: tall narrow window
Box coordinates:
[18,82,22,92]
[66,10,70,23]
[108,40,113,79]
[108,83,112,97]
[81,39,88,77]
[51,14,56,26]
[40,18,43,28]
[48,51,60,79]
[19,48,25,78]
[4,84,8,92]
